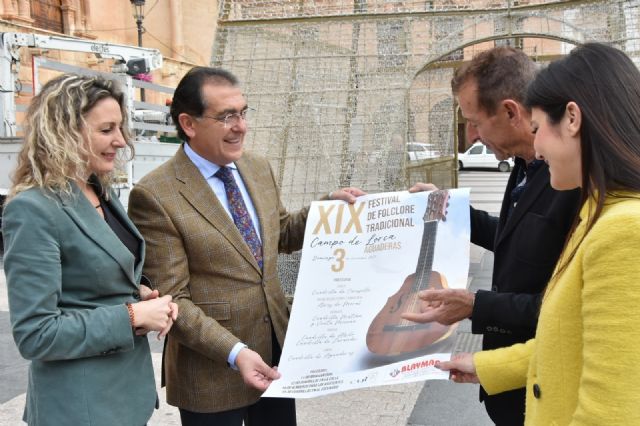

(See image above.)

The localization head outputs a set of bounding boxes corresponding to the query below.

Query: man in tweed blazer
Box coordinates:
[128,67,363,426]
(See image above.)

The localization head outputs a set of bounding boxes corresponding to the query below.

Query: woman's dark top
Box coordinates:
[99,197,140,265]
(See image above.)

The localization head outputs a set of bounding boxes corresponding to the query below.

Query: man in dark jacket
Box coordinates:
[404,47,580,425]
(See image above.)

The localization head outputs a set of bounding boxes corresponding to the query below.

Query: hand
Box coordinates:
[157,301,179,339]
[131,295,175,335]
[436,353,479,383]
[139,284,159,301]
[329,187,367,204]
[401,288,474,325]
[133,285,159,336]
[235,347,281,391]
[408,182,439,193]
[134,286,177,337]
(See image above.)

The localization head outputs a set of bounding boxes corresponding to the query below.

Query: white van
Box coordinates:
[458,141,514,172]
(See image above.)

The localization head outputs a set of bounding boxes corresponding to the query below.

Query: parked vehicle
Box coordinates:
[406,142,440,161]
[458,141,514,172]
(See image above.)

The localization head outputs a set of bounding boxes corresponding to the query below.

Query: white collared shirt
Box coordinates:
[183,142,262,241]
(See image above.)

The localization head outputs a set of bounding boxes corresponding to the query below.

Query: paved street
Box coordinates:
[0,170,508,425]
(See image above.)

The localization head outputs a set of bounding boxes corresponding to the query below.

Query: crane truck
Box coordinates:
[0,32,180,251]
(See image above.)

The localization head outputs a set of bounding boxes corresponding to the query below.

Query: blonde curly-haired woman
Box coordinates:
[2,74,178,426]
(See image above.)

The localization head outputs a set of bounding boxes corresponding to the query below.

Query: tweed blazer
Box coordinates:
[2,184,155,426]
[475,193,640,425]
[128,146,309,412]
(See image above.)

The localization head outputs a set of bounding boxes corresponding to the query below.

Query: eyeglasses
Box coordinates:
[200,107,255,129]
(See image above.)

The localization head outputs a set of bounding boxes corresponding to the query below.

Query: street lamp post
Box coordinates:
[130,0,146,101]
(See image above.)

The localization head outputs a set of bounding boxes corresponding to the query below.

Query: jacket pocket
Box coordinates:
[194,301,231,321]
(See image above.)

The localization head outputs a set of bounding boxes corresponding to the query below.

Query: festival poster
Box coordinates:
[263,189,470,398]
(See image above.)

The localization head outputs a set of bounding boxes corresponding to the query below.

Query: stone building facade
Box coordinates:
[1,0,219,107]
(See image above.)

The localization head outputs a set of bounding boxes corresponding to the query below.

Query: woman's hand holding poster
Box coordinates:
[264,189,470,398]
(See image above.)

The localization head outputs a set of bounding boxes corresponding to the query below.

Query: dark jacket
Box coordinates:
[469,159,581,425]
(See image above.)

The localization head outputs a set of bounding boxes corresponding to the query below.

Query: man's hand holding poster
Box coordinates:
[264,189,470,398]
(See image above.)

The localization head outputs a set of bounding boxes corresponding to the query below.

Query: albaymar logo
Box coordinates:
[388,359,440,378]
[399,359,439,374]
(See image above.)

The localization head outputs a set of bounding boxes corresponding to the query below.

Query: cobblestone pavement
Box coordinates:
[0,246,494,426]
[0,170,507,425]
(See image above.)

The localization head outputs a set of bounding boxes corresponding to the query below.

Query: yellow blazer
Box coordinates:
[474,193,640,425]
[128,146,310,412]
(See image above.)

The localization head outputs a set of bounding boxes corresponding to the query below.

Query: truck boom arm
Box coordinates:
[0,32,163,137]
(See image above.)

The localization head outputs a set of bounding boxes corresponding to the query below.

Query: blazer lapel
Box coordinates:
[173,147,261,273]
[59,183,138,285]
[104,190,146,279]
[495,163,550,246]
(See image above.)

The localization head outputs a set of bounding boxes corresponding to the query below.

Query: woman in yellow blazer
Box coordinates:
[2,74,178,425]
[435,43,640,424]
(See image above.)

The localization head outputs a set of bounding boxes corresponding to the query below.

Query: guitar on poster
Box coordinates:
[366,190,455,356]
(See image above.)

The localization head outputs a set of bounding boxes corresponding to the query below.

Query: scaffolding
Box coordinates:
[211,0,640,294]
